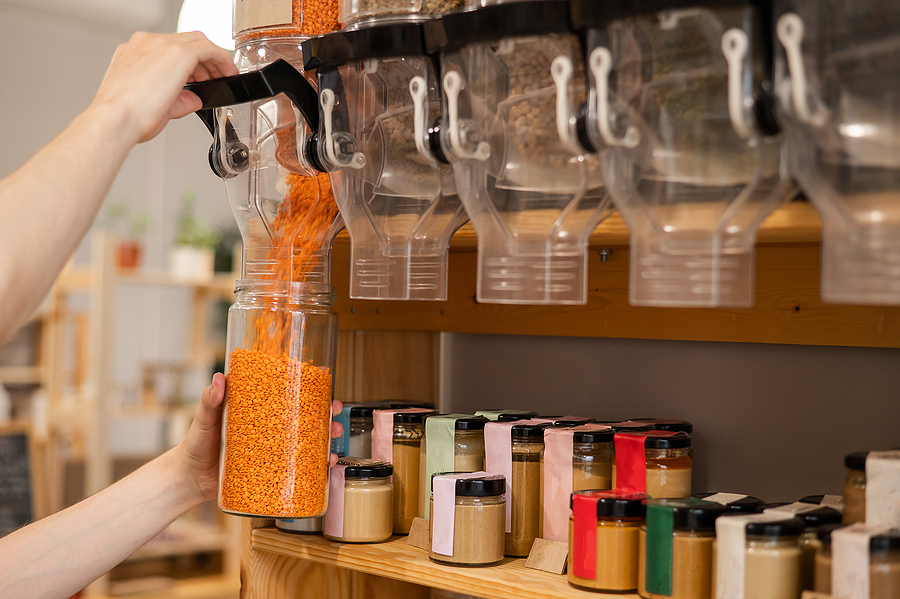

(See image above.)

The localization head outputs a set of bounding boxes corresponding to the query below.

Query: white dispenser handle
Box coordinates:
[443,71,490,161]
[410,76,430,159]
[776,13,828,127]
[550,56,582,153]
[321,88,366,170]
[722,28,752,140]
[589,47,640,148]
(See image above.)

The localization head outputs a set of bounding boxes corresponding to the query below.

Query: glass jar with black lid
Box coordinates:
[495,411,539,422]
[428,472,506,566]
[843,451,868,524]
[573,427,614,492]
[323,458,394,543]
[813,523,844,594]
[693,493,765,515]
[870,530,900,599]
[392,409,437,534]
[744,518,804,599]
[349,404,379,458]
[629,419,694,434]
[794,507,842,592]
[507,422,553,556]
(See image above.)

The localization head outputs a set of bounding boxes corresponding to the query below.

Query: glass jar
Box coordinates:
[814,524,843,594]
[645,434,692,499]
[418,416,488,519]
[392,412,431,534]
[843,451,868,524]
[508,423,551,556]
[340,0,466,29]
[219,280,337,518]
[572,429,614,492]
[429,475,506,566]
[793,507,842,591]
[628,419,694,434]
[234,0,341,42]
[743,519,804,599]
[323,458,394,543]
[639,499,725,599]
[870,531,900,599]
[276,517,323,534]
[568,490,645,592]
[348,405,376,458]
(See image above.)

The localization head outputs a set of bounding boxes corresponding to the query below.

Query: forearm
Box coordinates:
[0,104,137,344]
[0,447,204,599]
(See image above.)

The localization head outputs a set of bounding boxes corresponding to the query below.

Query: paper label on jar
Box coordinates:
[542,428,575,543]
[865,450,900,527]
[423,415,466,520]
[764,502,822,516]
[372,410,396,464]
[322,463,348,538]
[820,495,844,511]
[614,433,648,493]
[715,513,791,599]
[833,523,890,599]
[646,502,675,595]
[704,493,749,506]
[571,492,601,580]
[431,471,491,557]
[233,0,293,35]
[485,421,520,533]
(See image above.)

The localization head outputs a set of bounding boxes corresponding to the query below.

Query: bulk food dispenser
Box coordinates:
[185,0,342,518]
[299,0,467,301]
[571,0,794,307]
[423,0,614,305]
[775,1,900,305]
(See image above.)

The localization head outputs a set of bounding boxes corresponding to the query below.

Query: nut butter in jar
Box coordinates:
[843,451,868,524]
[392,410,437,534]
[429,472,506,566]
[419,415,489,519]
[814,523,843,594]
[508,422,552,556]
[869,529,900,599]
[568,490,646,593]
[743,518,804,599]
[639,499,726,599]
[615,431,692,498]
[573,428,614,492]
[323,458,393,543]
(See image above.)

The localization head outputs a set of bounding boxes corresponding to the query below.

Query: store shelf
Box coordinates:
[251,527,637,599]
[56,267,237,295]
[0,365,43,385]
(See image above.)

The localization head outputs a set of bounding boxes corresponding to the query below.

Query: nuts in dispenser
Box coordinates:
[340,0,466,27]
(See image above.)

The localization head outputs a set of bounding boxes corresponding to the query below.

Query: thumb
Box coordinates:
[194,373,225,431]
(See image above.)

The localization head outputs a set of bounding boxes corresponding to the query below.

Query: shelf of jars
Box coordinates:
[250,527,637,599]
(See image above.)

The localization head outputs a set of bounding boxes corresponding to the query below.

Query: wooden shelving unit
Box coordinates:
[251,527,636,599]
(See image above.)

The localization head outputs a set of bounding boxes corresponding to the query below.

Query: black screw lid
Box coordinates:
[388,400,436,409]
[544,416,594,427]
[746,517,805,538]
[497,412,539,422]
[455,416,489,431]
[393,409,438,423]
[350,404,382,418]
[596,492,648,519]
[339,458,393,478]
[433,472,506,497]
[693,493,765,514]
[629,419,694,434]
[512,422,553,440]
[799,495,826,505]
[817,523,845,546]
[845,451,869,471]
[609,422,655,432]
[672,500,727,531]
[795,507,843,529]
[644,431,692,449]
[870,530,900,553]
[573,428,615,443]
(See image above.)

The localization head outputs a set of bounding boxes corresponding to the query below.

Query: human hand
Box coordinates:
[176,373,344,502]
[89,31,238,145]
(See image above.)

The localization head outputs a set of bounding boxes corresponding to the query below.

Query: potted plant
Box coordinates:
[170,190,220,282]
[104,199,151,270]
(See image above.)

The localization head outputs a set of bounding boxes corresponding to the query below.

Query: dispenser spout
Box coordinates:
[184,59,323,178]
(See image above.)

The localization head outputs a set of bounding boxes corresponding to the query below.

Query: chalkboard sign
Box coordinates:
[0,431,33,538]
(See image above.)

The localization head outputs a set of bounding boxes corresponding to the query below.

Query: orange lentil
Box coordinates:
[237,0,341,42]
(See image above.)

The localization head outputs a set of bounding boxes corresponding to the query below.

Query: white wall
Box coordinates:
[0,1,236,403]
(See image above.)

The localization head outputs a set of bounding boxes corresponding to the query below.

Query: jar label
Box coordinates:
[323,463,347,537]
[485,421,518,533]
[614,433,648,493]
[866,450,900,528]
[645,503,674,595]
[234,0,292,35]
[833,523,890,599]
[571,493,600,580]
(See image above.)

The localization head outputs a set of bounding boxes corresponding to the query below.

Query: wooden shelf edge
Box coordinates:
[251,527,639,599]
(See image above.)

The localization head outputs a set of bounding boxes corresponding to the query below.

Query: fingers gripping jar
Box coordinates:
[219,280,338,518]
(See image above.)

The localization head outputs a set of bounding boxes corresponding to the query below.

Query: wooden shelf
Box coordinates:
[251,527,637,599]
[56,268,237,294]
[0,366,43,385]
[102,574,239,599]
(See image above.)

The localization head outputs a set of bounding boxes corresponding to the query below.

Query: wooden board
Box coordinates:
[332,243,900,349]
[251,528,640,599]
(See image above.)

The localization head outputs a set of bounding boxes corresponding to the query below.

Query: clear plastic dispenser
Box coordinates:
[302,20,467,300]
[573,0,794,307]
[423,0,613,305]
[775,2,900,305]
